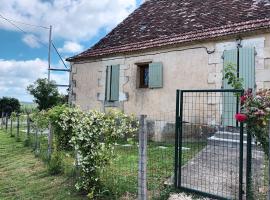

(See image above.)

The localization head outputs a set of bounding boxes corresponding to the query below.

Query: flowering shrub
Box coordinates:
[59,108,138,197]
[224,64,270,156]
[235,89,270,156]
[235,113,248,122]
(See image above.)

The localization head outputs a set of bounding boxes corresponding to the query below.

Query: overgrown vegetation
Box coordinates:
[48,104,75,151]
[59,109,138,198]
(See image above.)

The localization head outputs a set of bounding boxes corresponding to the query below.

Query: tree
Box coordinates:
[0,97,21,116]
[27,78,64,111]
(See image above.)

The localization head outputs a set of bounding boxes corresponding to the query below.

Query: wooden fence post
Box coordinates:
[138,115,147,200]
[47,122,53,159]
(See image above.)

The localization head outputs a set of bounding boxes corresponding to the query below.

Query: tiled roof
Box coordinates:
[68,0,270,61]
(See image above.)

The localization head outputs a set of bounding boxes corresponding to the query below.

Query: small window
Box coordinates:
[137,62,163,89]
[138,64,149,88]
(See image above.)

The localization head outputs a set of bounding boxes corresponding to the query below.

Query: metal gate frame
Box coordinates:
[174,89,247,200]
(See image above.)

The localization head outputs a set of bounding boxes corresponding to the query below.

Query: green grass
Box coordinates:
[1,123,206,200]
[101,142,206,199]
[0,129,86,200]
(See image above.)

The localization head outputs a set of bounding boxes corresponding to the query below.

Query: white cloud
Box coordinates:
[0,0,138,101]
[58,41,84,54]
[0,0,137,44]
[22,34,41,48]
[0,58,69,102]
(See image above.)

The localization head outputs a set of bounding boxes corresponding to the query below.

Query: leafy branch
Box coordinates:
[223,63,244,90]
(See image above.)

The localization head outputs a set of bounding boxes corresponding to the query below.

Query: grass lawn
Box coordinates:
[0,122,206,200]
[0,129,86,200]
[101,142,206,199]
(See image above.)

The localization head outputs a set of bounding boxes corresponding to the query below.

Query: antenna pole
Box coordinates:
[48,25,52,81]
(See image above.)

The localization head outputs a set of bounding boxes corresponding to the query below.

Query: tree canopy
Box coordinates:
[0,97,20,115]
[27,78,65,111]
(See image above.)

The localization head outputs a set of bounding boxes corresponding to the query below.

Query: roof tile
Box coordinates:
[68,0,270,61]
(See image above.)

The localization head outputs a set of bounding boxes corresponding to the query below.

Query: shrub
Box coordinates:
[224,64,270,156]
[59,108,138,198]
[47,152,63,175]
[30,110,49,133]
[48,105,74,151]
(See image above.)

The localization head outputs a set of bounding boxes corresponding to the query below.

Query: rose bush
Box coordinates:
[224,64,270,157]
[235,89,270,156]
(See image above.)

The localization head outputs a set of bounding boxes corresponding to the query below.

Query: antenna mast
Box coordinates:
[48,25,52,81]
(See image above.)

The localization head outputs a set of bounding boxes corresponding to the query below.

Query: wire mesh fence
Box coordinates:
[0,105,269,200]
[0,112,176,200]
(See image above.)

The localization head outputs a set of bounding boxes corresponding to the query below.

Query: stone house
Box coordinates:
[67,0,270,139]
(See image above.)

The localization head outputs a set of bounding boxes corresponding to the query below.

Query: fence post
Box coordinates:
[5,114,8,132]
[1,112,4,129]
[27,113,30,140]
[75,149,80,178]
[10,118,13,137]
[47,122,53,159]
[138,115,147,200]
[268,122,270,200]
[16,113,20,141]
[246,126,252,199]
[35,128,38,153]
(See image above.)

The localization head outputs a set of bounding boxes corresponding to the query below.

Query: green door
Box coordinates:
[222,48,255,127]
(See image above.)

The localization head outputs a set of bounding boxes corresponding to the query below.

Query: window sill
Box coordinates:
[104,101,119,107]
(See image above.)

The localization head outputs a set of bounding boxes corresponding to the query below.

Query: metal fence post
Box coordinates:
[75,149,80,178]
[47,122,53,159]
[5,114,8,132]
[1,112,4,129]
[268,122,270,200]
[174,90,180,188]
[35,128,38,152]
[246,126,252,199]
[138,115,147,200]
[16,113,20,141]
[10,118,13,137]
[27,113,30,140]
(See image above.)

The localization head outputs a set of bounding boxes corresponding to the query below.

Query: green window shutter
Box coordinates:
[223,49,237,127]
[239,47,255,90]
[223,49,238,89]
[149,62,163,88]
[105,66,111,101]
[106,64,120,101]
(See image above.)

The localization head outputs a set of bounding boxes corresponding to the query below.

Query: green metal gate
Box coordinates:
[175,89,246,200]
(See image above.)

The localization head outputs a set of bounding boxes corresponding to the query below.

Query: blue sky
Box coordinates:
[0,0,142,102]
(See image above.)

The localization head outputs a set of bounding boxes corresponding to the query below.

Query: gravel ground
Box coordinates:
[168,193,211,200]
